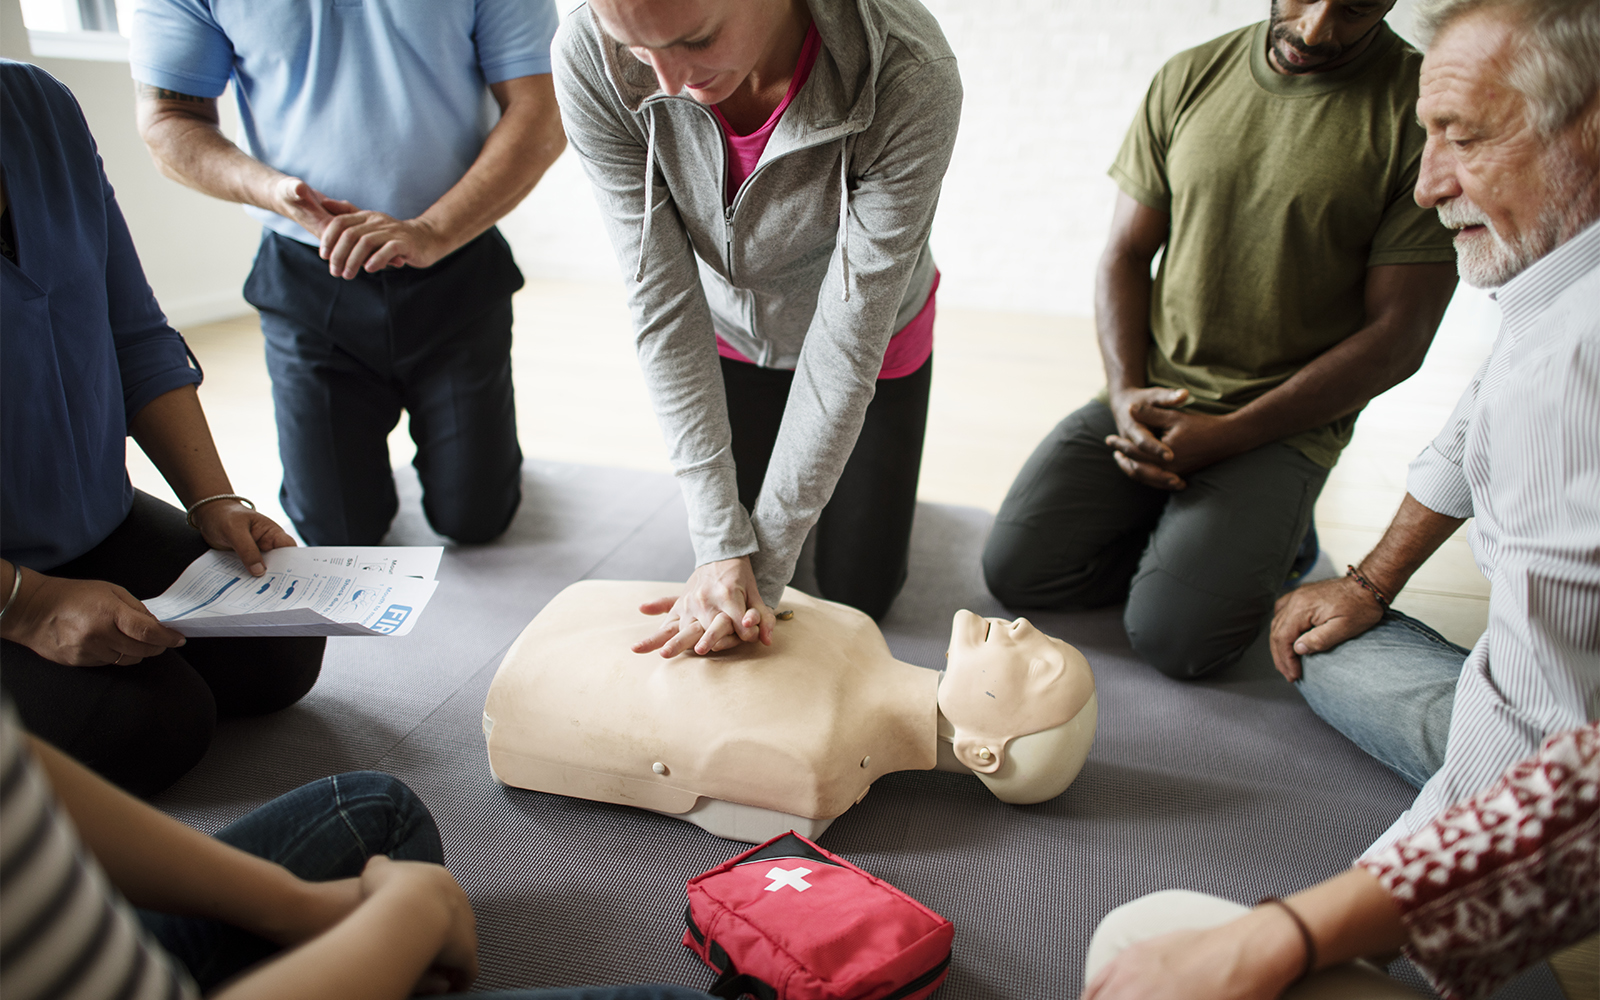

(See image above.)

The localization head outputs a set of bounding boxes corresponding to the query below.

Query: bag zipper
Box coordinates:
[688,906,950,1000]
[878,951,952,1000]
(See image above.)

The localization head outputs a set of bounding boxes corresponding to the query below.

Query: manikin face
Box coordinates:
[939,610,1094,775]
[1266,0,1394,74]
[1414,12,1600,288]
[588,0,794,105]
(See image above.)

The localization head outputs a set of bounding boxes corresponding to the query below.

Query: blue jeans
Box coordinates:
[142,772,706,1000]
[1295,610,1469,789]
[141,771,443,990]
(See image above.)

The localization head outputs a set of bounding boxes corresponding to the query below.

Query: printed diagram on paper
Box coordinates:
[144,547,443,637]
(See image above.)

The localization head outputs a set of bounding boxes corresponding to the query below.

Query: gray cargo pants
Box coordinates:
[982,401,1329,678]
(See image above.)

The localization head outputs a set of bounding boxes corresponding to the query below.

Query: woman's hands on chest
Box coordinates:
[632,555,777,657]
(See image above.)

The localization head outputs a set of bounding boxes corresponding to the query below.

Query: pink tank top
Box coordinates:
[712,24,935,381]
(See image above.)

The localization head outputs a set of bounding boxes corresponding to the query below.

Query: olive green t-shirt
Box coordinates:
[1106,21,1456,468]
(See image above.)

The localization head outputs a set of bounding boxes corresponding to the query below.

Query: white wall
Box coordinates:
[505,0,1429,317]
[5,0,1433,323]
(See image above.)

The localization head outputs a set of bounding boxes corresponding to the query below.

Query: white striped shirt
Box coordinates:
[0,705,198,1000]
[1367,217,1600,855]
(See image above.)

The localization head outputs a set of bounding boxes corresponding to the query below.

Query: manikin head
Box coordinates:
[1266,0,1398,75]
[938,611,1097,805]
[587,0,808,104]
[1412,0,1600,288]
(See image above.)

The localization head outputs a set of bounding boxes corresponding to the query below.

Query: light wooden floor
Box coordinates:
[133,276,1494,647]
[137,279,1599,999]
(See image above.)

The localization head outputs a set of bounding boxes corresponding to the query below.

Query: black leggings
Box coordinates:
[721,354,931,620]
[2,492,325,797]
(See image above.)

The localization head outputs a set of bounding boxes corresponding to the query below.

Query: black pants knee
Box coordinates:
[247,229,525,546]
[721,354,931,620]
[2,492,325,796]
[985,401,1328,678]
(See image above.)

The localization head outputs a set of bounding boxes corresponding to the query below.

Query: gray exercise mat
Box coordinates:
[153,462,1564,1000]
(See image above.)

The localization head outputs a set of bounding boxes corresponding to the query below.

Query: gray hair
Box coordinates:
[1413,0,1600,135]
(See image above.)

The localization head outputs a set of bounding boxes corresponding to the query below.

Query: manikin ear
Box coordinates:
[973,693,1099,805]
[1027,654,1066,688]
[952,734,1006,774]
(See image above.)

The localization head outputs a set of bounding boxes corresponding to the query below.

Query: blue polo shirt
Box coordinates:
[130,0,558,245]
[0,61,203,571]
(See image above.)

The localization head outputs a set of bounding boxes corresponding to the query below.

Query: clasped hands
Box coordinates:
[633,555,777,658]
[1108,387,1388,679]
[1,501,293,668]
[270,176,451,280]
[243,854,478,996]
[1105,386,1244,491]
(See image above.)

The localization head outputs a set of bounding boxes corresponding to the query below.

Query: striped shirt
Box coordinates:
[1368,217,1600,855]
[0,705,197,1000]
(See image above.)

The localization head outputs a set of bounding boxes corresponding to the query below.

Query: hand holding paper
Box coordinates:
[145,547,443,638]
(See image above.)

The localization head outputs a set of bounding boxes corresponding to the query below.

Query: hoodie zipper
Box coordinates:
[640,94,854,332]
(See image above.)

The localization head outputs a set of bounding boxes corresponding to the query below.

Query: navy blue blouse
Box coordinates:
[1,60,201,570]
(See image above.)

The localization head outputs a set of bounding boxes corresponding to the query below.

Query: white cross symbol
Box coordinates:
[763,866,813,892]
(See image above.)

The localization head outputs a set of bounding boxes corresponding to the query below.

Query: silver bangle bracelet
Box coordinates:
[0,566,23,622]
[185,493,256,529]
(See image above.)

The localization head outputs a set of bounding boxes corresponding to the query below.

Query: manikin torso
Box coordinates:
[484,581,1096,841]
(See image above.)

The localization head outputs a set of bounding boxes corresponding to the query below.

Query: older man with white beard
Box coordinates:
[1078,9,1599,998]
[1269,0,1600,836]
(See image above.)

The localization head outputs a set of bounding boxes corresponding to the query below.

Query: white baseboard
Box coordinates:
[161,291,253,330]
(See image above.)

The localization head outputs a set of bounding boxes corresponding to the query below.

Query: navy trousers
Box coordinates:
[245,229,525,546]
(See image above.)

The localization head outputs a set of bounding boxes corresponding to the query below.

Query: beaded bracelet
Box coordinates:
[186,493,256,530]
[1257,896,1318,985]
[1345,564,1391,608]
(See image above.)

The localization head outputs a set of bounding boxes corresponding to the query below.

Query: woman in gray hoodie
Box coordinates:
[554,0,961,656]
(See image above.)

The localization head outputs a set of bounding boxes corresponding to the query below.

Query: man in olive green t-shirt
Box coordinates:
[983,0,1458,679]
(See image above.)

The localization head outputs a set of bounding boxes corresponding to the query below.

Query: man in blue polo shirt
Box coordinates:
[131,0,565,547]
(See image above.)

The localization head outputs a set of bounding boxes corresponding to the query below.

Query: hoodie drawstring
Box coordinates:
[635,106,657,282]
[837,136,851,302]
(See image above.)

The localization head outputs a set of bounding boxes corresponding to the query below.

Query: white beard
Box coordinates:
[1436,140,1599,289]
[1440,203,1540,289]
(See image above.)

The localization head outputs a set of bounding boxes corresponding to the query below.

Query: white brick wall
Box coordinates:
[504,0,1427,317]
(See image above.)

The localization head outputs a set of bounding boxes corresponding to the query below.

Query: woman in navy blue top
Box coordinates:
[0,60,322,796]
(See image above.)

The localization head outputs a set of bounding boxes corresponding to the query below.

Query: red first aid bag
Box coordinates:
[683,831,953,1000]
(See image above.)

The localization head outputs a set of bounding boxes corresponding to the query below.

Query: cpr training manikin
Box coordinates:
[483,581,1097,841]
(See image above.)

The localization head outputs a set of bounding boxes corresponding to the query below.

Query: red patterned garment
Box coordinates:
[1358,721,1599,1000]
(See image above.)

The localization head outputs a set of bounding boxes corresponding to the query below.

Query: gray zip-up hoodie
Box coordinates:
[554,0,961,604]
